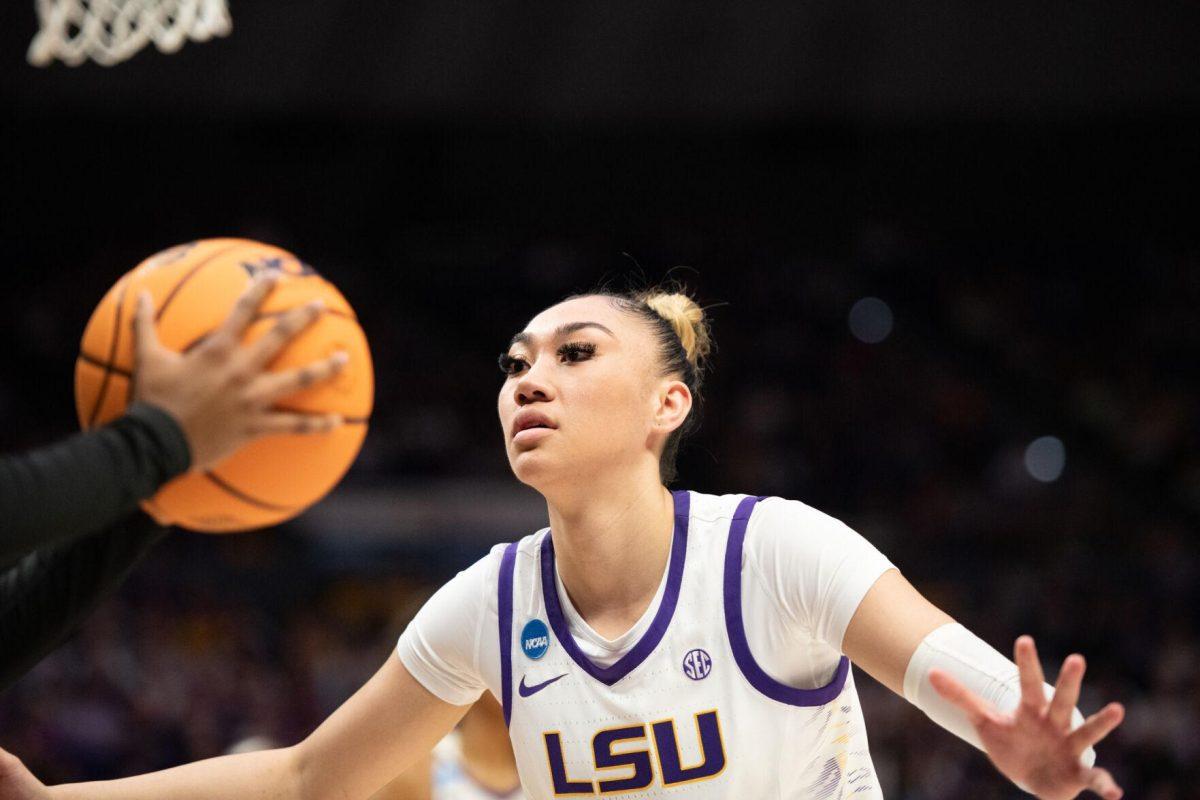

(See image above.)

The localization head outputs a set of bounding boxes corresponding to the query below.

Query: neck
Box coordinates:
[542,462,676,638]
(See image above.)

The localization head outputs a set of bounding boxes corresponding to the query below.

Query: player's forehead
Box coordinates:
[517,295,631,341]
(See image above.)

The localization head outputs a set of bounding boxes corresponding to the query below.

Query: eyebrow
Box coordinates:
[508,321,617,349]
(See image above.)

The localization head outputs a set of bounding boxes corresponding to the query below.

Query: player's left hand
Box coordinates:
[928,635,1125,800]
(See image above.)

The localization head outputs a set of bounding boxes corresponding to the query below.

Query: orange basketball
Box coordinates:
[74,238,374,533]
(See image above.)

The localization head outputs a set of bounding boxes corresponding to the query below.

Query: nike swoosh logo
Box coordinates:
[519,673,568,697]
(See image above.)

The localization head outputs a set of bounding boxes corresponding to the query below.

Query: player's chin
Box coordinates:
[507,445,561,486]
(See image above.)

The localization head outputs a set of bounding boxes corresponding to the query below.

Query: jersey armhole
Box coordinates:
[723,495,850,706]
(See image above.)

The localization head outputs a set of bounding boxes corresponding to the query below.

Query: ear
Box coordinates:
[653,378,693,436]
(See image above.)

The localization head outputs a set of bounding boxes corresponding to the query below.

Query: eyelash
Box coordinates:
[498,342,597,375]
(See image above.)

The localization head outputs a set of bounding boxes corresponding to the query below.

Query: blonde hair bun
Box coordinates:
[641,291,712,368]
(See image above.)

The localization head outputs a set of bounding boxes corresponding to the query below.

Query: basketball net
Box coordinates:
[27,0,231,67]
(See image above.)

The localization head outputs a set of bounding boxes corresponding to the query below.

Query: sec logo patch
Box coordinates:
[682,648,712,680]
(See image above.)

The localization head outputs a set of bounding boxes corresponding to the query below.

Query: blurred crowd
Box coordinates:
[1,223,1196,798]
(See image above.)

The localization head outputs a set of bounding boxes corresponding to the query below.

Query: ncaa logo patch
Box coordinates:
[682,648,712,680]
[521,619,551,660]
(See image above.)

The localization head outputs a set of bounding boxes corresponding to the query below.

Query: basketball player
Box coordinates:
[372,695,523,800]
[0,272,347,690]
[0,286,1126,799]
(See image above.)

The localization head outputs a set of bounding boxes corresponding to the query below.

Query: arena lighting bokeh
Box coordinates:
[848,297,894,344]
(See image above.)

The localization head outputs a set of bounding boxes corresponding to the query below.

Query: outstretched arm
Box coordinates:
[842,570,1124,799]
[0,656,468,800]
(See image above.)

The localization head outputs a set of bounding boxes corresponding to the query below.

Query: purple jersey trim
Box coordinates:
[498,541,519,727]
[724,495,851,706]
[540,489,691,686]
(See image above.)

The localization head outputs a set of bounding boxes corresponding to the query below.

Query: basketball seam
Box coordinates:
[79,351,132,377]
[154,242,245,324]
[203,470,298,512]
[86,278,130,429]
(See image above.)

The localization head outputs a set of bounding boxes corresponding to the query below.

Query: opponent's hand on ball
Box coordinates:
[0,747,50,800]
[131,273,348,471]
[930,636,1125,800]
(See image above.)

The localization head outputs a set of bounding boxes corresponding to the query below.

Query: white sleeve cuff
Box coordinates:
[396,636,484,707]
[830,562,897,651]
[903,623,1096,772]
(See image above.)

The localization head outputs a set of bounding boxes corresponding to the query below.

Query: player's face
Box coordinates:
[498,295,671,490]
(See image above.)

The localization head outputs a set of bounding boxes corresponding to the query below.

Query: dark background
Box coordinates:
[1,2,1198,797]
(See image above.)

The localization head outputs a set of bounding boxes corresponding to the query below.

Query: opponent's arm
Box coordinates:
[0,656,467,800]
[843,570,1124,799]
[0,512,166,692]
[0,404,187,566]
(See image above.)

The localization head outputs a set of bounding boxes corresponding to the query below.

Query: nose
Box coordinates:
[513,359,554,407]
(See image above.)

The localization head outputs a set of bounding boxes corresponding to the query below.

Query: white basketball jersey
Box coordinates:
[496,490,882,799]
[432,732,525,800]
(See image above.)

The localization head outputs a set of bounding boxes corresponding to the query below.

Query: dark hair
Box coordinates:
[575,286,713,484]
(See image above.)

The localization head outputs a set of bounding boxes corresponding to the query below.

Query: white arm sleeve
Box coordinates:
[903,623,1096,775]
[395,547,500,707]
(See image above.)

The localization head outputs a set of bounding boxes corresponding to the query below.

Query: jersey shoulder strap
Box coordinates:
[497,541,519,726]
[723,494,850,705]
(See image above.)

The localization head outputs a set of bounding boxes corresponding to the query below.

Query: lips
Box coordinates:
[511,410,557,440]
